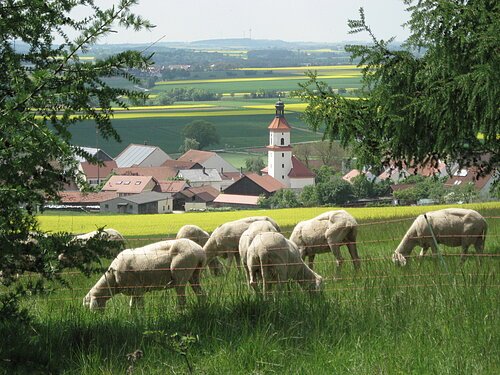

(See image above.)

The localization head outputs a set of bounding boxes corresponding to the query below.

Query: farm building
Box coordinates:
[223,172,284,197]
[177,149,238,173]
[74,146,113,163]
[53,191,119,211]
[101,175,160,196]
[211,194,260,209]
[114,143,171,168]
[174,185,220,211]
[112,166,179,181]
[161,159,203,170]
[100,191,173,214]
[176,167,223,190]
[262,100,315,190]
[79,160,117,186]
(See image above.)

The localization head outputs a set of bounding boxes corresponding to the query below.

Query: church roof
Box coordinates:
[267,116,291,131]
[288,156,316,178]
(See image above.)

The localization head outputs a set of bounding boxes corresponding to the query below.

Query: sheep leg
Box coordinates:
[129,295,144,309]
[329,245,344,279]
[460,245,470,264]
[307,254,316,270]
[189,268,206,303]
[419,247,429,258]
[174,284,187,309]
[346,233,360,271]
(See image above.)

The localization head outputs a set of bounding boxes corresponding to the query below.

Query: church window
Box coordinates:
[280,138,284,145]
[282,153,284,157]
[282,164,284,168]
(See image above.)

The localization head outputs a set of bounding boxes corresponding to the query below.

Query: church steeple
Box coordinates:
[275,99,285,118]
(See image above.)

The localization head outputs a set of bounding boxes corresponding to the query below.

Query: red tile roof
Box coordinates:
[188,185,220,200]
[444,168,493,191]
[158,180,189,193]
[80,161,117,179]
[245,173,285,193]
[266,145,293,151]
[113,166,178,181]
[161,160,202,169]
[58,191,118,204]
[177,149,216,164]
[213,194,260,206]
[101,175,157,194]
[220,171,243,181]
[288,156,316,178]
[268,116,291,131]
[343,169,361,183]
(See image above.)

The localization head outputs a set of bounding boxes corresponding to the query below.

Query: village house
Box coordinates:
[100,191,173,214]
[114,143,171,168]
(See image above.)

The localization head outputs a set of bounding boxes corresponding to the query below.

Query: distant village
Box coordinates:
[53,102,496,214]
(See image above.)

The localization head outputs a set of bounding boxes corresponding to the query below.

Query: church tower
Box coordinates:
[267,100,293,186]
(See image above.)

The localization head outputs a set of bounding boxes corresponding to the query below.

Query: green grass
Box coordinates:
[2,205,499,373]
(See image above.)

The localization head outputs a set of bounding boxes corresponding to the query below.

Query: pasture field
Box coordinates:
[3,203,499,373]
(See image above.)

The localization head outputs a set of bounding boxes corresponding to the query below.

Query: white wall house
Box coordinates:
[178,149,238,173]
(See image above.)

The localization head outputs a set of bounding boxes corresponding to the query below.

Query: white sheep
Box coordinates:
[83,238,206,310]
[289,210,360,275]
[203,216,281,272]
[392,208,488,266]
[58,228,125,265]
[239,221,279,286]
[176,224,224,275]
[246,231,323,295]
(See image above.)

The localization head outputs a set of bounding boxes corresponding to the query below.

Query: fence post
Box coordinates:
[423,214,449,274]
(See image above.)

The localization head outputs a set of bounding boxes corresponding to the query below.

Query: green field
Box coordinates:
[3,204,499,373]
[73,111,321,156]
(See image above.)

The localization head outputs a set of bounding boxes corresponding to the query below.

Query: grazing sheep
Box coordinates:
[176,224,224,275]
[392,208,488,266]
[203,216,281,272]
[246,232,323,295]
[289,210,360,275]
[83,238,206,310]
[58,228,125,265]
[239,221,279,286]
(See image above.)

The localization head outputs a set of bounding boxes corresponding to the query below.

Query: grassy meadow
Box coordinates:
[2,203,498,373]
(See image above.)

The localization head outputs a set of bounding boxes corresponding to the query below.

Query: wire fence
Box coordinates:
[5,215,498,306]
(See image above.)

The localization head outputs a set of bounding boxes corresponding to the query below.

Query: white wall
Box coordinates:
[290,177,315,190]
[140,149,171,167]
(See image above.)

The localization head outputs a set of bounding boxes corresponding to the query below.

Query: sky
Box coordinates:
[72,0,411,44]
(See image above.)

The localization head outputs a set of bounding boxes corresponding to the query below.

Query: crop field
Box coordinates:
[4,203,499,373]
[153,65,362,94]
[71,111,321,156]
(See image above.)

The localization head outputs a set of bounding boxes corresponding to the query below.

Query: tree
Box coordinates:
[181,120,220,150]
[179,138,200,153]
[299,184,320,207]
[0,1,152,322]
[245,156,265,173]
[316,177,354,205]
[259,189,300,209]
[296,2,499,175]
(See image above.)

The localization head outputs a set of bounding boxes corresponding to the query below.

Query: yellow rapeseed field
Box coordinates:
[156,74,361,86]
[236,65,362,71]
[37,202,499,238]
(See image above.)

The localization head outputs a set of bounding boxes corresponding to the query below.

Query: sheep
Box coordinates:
[239,221,279,286]
[246,231,323,295]
[203,216,281,273]
[83,238,206,310]
[392,208,488,266]
[175,224,224,275]
[289,210,360,275]
[58,228,125,265]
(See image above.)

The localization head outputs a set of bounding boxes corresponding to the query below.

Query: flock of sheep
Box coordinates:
[81,208,488,310]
